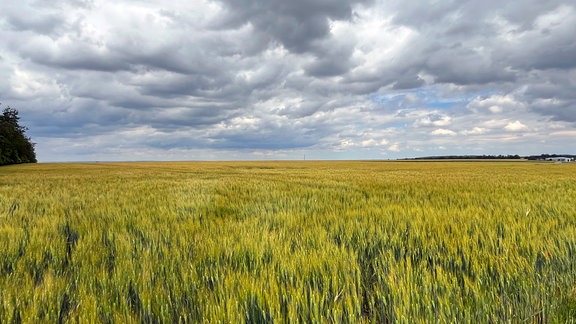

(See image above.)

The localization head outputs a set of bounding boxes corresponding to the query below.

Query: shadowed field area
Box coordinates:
[1,161,575,322]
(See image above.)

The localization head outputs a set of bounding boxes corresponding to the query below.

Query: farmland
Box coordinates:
[0,161,575,322]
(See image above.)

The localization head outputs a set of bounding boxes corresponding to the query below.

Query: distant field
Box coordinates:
[1,161,575,322]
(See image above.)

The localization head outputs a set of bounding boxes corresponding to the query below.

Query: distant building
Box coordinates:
[546,157,573,162]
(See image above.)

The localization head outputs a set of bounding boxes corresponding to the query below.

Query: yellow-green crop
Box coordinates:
[1,161,575,322]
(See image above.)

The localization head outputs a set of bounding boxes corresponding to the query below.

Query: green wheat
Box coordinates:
[0,161,575,322]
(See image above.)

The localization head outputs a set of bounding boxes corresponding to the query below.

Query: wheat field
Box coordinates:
[0,161,575,322]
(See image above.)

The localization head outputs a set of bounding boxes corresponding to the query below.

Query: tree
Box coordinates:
[0,105,37,165]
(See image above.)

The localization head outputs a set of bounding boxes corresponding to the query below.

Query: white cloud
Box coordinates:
[10,68,60,98]
[504,120,528,132]
[467,94,525,114]
[338,139,355,149]
[551,130,576,136]
[483,119,509,128]
[431,128,457,136]
[461,127,487,135]
[361,139,377,147]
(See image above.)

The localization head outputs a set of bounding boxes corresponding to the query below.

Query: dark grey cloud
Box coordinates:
[6,12,65,35]
[518,71,576,122]
[215,0,370,52]
[421,44,516,85]
[214,127,317,150]
[501,19,576,71]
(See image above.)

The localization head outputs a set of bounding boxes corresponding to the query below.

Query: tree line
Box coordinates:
[408,154,522,160]
[406,154,575,161]
[0,105,37,166]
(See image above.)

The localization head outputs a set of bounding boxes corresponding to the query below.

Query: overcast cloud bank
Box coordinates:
[1,0,575,161]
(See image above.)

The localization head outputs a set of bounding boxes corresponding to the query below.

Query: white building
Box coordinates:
[546,157,573,162]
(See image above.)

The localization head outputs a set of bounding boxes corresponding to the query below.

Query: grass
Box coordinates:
[0,160,575,322]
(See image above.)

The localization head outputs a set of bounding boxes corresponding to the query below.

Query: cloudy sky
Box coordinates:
[1,0,575,161]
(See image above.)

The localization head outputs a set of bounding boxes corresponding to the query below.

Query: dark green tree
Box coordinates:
[0,105,37,165]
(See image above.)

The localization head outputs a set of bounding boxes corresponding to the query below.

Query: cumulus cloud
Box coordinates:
[388,144,400,152]
[504,121,528,132]
[414,113,452,127]
[467,95,525,114]
[214,0,371,54]
[0,0,575,161]
[461,127,487,135]
[431,129,457,136]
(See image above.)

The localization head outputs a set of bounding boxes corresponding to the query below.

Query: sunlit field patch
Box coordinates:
[1,161,575,322]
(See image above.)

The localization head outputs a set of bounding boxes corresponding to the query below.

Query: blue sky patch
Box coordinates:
[370,87,498,110]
